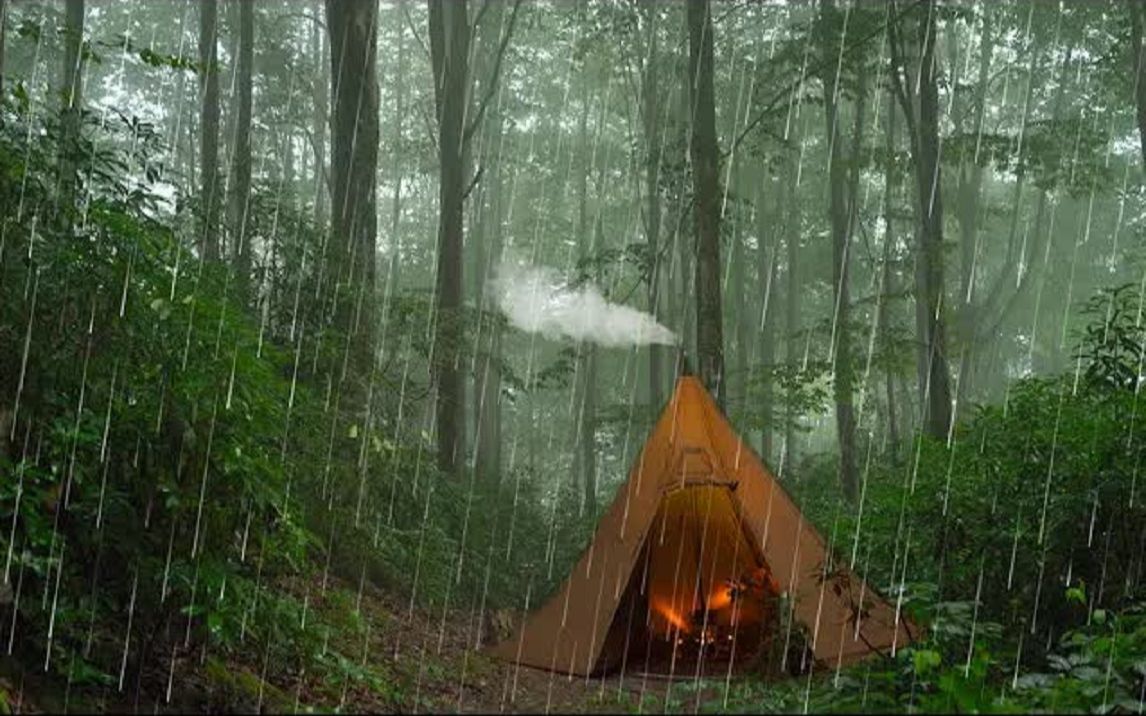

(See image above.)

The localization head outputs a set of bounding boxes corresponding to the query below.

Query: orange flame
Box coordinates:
[652,600,691,634]
[706,587,733,611]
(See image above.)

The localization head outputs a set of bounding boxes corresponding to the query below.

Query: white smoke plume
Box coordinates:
[491,257,678,348]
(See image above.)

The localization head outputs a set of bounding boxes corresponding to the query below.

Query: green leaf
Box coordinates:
[913,649,942,675]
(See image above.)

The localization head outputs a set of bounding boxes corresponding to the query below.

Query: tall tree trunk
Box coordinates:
[171,65,189,185]
[312,8,329,229]
[222,0,240,178]
[880,80,900,463]
[783,112,805,472]
[570,76,593,507]
[429,0,469,477]
[890,0,952,440]
[755,163,779,464]
[473,0,509,485]
[668,81,691,364]
[326,0,379,389]
[821,0,859,500]
[642,0,665,408]
[573,214,602,516]
[58,0,85,213]
[918,0,952,439]
[186,95,197,190]
[952,8,993,407]
[228,0,254,307]
[687,0,724,404]
[730,178,748,423]
[199,0,221,262]
[1131,0,1146,170]
[0,0,8,96]
[386,9,405,293]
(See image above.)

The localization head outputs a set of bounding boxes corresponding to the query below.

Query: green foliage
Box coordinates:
[0,80,357,706]
[663,595,1144,714]
[742,358,832,437]
[674,283,1146,713]
[1077,283,1146,391]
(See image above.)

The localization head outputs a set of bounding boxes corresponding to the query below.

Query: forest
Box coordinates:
[0,0,1145,713]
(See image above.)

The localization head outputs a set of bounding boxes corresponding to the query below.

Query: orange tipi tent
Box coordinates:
[489,374,918,676]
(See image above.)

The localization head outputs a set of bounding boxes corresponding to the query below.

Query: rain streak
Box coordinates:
[0,0,1144,714]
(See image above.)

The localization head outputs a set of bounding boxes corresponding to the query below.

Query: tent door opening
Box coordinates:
[597,484,781,677]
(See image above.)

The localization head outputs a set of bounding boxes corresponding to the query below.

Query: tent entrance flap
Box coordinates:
[596,485,781,675]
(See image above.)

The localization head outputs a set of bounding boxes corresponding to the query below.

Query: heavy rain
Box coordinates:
[0,0,1144,713]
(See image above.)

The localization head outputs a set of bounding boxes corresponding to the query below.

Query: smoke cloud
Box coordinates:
[492,258,678,348]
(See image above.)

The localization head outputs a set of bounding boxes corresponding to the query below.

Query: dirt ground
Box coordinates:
[0,571,747,714]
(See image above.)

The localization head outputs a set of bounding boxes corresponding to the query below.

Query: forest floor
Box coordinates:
[0,568,749,714]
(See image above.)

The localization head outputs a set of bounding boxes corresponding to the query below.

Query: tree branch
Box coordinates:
[471,0,492,37]
[401,0,432,67]
[301,126,332,202]
[887,0,919,148]
[725,0,921,159]
[462,164,484,200]
[463,0,523,146]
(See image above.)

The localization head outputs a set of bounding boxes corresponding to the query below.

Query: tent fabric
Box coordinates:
[488,376,918,676]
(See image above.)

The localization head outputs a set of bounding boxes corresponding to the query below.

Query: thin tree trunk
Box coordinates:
[687,0,724,404]
[571,75,593,506]
[387,10,405,293]
[880,80,900,463]
[1131,0,1146,170]
[730,190,748,423]
[312,8,329,229]
[171,67,188,184]
[222,0,240,179]
[429,0,469,477]
[473,0,508,485]
[755,163,779,464]
[326,0,379,387]
[821,0,860,500]
[187,95,197,191]
[199,0,221,261]
[919,0,952,439]
[574,216,602,516]
[58,0,85,213]
[890,0,952,440]
[642,0,664,409]
[474,162,504,485]
[284,119,294,197]
[953,9,993,407]
[784,116,804,472]
[669,81,691,365]
[0,0,8,96]
[228,0,254,306]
